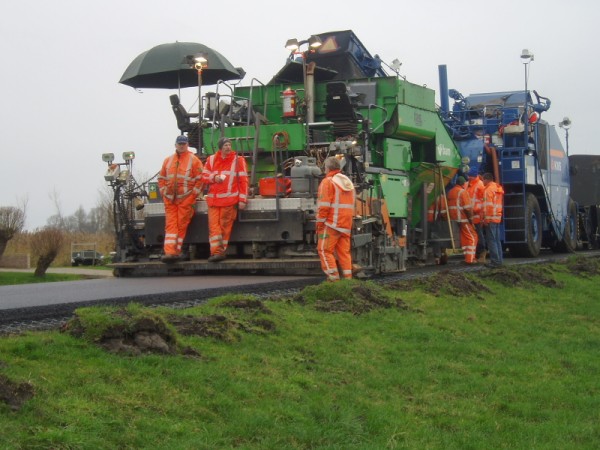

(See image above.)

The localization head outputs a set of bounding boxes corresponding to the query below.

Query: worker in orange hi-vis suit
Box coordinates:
[467,174,487,262]
[444,176,478,264]
[202,137,248,262]
[316,156,356,281]
[158,135,204,262]
[481,172,505,268]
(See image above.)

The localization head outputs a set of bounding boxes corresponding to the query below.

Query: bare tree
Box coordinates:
[0,206,26,258]
[96,184,115,233]
[48,188,66,230]
[30,227,65,277]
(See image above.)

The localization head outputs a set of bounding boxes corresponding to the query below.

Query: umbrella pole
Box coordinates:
[197,68,203,154]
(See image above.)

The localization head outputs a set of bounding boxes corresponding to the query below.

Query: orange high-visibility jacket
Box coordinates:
[158,150,203,203]
[317,169,355,235]
[202,151,249,207]
[482,181,504,224]
[466,176,485,224]
[445,185,472,223]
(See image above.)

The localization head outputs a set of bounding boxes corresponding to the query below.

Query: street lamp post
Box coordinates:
[559,117,572,156]
[520,49,534,149]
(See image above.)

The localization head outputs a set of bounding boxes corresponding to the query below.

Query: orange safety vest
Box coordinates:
[202,151,249,207]
[158,150,203,203]
[466,176,485,224]
[317,169,355,235]
[482,181,504,224]
[445,185,472,223]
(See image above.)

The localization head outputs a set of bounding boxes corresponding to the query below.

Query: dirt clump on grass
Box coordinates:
[169,310,276,341]
[478,264,563,288]
[565,255,600,277]
[389,270,491,300]
[293,280,409,315]
[64,308,191,356]
[219,297,272,314]
[169,314,240,341]
[0,373,34,411]
[168,296,276,341]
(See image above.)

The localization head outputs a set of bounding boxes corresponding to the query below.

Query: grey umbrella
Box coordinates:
[119,41,243,89]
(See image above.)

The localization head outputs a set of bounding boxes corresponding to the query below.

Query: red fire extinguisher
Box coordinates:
[282,87,296,117]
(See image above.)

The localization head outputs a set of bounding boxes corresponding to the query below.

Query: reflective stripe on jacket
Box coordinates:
[445,185,472,223]
[158,150,203,203]
[317,169,355,235]
[482,181,504,224]
[202,151,249,207]
[466,176,485,224]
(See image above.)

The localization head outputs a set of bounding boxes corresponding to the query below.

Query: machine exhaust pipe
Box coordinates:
[438,64,449,115]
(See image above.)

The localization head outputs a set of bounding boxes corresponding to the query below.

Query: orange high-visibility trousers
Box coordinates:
[318,227,352,281]
[208,204,237,256]
[460,222,478,263]
[163,195,196,256]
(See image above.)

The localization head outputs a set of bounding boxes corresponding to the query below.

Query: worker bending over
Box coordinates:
[445,176,477,264]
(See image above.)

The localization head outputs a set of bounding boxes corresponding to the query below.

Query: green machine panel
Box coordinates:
[384,139,412,171]
[379,174,409,218]
[203,123,307,154]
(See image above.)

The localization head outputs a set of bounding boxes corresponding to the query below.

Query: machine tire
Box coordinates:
[552,198,577,253]
[508,193,542,257]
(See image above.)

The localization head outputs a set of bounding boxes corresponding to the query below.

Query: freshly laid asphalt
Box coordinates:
[0,267,313,311]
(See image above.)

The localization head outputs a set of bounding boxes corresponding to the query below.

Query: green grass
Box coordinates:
[1,259,599,449]
[0,272,84,285]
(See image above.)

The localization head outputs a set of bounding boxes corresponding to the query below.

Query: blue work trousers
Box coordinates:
[484,222,503,266]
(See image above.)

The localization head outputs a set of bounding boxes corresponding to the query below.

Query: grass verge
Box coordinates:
[0,272,84,286]
[0,256,599,449]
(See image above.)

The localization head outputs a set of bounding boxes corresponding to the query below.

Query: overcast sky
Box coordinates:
[1,0,596,230]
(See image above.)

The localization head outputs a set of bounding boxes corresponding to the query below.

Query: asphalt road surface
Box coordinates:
[0,269,313,311]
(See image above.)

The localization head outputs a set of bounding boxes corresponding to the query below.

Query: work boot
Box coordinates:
[207,253,226,263]
[460,260,478,266]
[161,254,180,263]
[476,251,487,264]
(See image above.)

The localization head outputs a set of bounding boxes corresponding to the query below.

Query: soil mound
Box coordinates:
[565,255,600,277]
[293,281,409,315]
[64,309,184,356]
[389,270,491,300]
[479,264,563,288]
[0,373,34,411]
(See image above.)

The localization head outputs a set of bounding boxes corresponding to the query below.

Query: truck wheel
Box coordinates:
[552,198,577,253]
[508,193,542,257]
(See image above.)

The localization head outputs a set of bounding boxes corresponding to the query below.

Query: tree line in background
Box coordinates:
[0,191,115,276]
